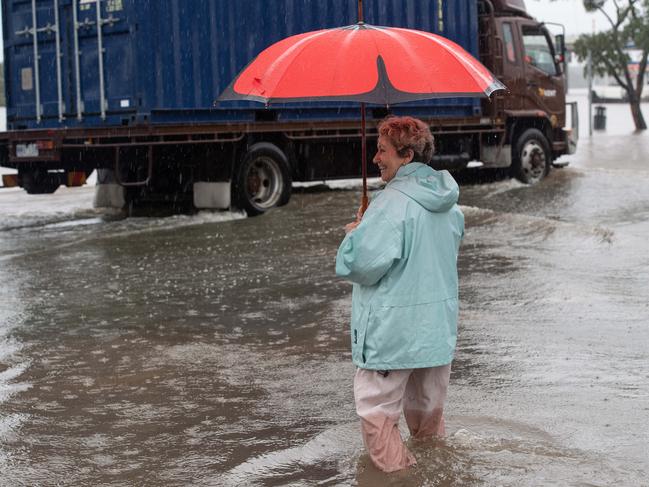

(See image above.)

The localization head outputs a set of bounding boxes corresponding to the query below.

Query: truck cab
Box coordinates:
[501,18,566,117]
[479,0,577,183]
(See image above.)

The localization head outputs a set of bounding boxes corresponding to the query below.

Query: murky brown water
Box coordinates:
[1,95,648,486]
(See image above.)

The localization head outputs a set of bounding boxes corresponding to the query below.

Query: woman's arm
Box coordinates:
[335,208,402,286]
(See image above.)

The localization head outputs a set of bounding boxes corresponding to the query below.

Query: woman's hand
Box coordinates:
[344,205,366,234]
[345,220,360,234]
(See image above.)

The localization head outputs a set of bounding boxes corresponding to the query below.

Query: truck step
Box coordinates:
[552,160,570,168]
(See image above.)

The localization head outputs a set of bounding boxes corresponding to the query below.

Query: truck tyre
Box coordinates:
[511,128,551,185]
[233,142,292,216]
[21,169,61,194]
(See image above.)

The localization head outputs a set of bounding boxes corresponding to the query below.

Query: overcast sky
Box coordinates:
[527,0,619,37]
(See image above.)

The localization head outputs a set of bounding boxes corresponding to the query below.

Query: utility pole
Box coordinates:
[586,50,593,137]
[587,18,596,137]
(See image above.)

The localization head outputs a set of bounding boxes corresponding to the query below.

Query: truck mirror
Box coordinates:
[554,34,566,61]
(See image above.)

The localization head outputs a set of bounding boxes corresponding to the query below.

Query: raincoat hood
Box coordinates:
[387,162,459,213]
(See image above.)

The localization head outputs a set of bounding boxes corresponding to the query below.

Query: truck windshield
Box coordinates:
[522,28,557,76]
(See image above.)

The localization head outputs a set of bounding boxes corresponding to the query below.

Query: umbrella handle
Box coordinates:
[360,101,369,217]
[360,193,369,216]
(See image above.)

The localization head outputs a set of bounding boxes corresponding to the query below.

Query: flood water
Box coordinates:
[1,95,648,486]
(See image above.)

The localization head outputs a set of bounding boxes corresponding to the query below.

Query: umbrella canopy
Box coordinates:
[218,20,506,214]
[219,23,505,105]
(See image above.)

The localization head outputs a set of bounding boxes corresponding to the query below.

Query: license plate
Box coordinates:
[16,143,39,158]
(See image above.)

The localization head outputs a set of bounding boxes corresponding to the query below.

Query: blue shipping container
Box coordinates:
[2,0,480,130]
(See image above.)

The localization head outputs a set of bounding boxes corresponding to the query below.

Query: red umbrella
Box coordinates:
[219,3,505,212]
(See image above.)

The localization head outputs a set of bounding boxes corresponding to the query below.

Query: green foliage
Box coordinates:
[573,0,648,129]
[583,0,606,11]
[625,2,649,52]
[573,0,648,95]
[574,31,628,79]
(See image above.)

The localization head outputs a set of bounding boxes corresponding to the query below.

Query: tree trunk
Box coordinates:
[629,98,647,131]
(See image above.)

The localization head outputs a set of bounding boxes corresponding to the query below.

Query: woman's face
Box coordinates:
[373,135,412,183]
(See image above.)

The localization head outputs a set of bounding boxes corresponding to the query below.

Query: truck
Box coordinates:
[0,0,578,215]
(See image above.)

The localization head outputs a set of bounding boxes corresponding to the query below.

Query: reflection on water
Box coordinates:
[0,98,648,485]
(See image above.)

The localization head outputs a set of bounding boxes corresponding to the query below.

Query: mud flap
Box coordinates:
[94,169,126,209]
[193,182,231,209]
[1,174,19,188]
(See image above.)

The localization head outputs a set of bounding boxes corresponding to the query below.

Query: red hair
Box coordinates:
[377,116,435,163]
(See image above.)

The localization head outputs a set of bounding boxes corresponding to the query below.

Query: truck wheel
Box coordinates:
[233,142,292,216]
[21,169,61,194]
[511,129,551,185]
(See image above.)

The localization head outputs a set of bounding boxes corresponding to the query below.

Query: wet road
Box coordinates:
[1,95,648,486]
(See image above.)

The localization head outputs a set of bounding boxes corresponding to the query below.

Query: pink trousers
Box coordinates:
[353,364,451,472]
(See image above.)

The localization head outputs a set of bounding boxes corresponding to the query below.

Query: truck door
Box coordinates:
[67,0,134,123]
[497,20,527,111]
[5,0,66,124]
[4,0,134,126]
[519,22,565,119]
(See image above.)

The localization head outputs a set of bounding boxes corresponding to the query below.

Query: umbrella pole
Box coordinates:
[360,102,369,215]
[358,0,368,217]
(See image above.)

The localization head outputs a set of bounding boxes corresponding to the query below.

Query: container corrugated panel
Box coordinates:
[2,0,481,130]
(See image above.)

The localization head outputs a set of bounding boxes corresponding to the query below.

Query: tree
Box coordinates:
[573,0,648,130]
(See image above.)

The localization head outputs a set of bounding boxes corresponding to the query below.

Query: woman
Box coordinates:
[335,116,464,472]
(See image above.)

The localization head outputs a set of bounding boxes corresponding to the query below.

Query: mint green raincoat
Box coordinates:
[336,163,464,370]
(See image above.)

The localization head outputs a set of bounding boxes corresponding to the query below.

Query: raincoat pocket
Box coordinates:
[363,292,458,369]
[379,289,456,307]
